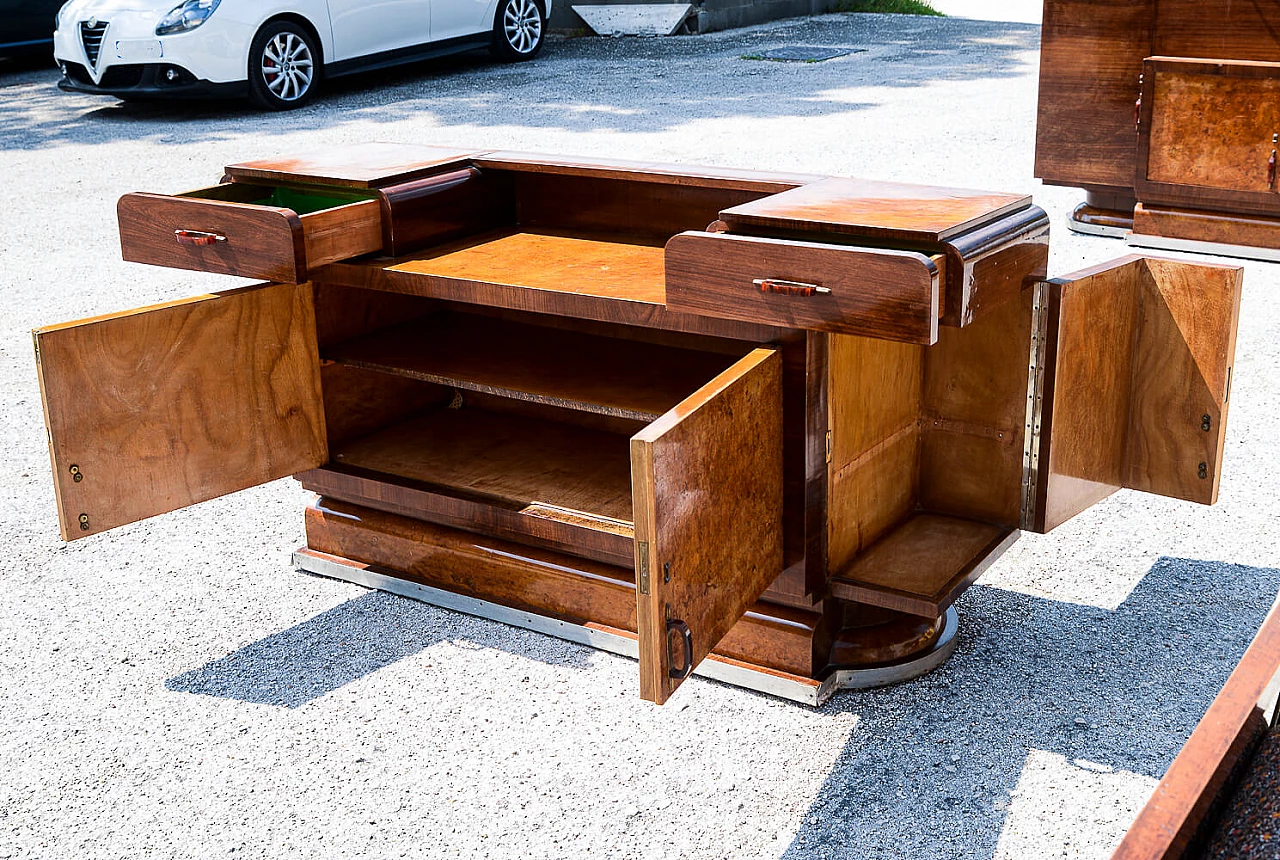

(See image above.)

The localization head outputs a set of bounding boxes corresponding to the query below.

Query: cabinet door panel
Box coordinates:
[1031,255,1242,532]
[35,282,327,541]
[631,348,783,704]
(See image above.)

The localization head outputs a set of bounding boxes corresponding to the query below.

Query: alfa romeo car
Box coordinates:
[52,0,548,109]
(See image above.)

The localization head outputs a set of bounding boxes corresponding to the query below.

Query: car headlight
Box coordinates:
[55,1,73,32]
[156,0,221,36]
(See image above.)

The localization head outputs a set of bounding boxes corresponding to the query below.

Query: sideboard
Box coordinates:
[33,144,1244,705]
[1036,0,1280,259]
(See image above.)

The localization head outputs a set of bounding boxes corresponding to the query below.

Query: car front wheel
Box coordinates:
[491,0,545,62]
[248,22,319,110]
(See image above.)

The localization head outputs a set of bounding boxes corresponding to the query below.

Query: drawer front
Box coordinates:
[664,231,940,344]
[118,188,383,282]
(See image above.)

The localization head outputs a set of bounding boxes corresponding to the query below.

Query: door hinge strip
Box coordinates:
[1020,280,1049,531]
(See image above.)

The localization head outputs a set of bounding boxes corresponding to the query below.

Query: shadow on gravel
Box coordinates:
[165,588,592,707]
[783,557,1280,860]
[0,15,1037,151]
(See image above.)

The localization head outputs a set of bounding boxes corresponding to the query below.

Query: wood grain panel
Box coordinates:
[829,514,1015,617]
[1132,203,1280,250]
[300,465,635,568]
[318,362,450,448]
[325,312,739,422]
[389,229,667,304]
[379,167,516,256]
[1036,260,1142,532]
[301,198,383,269]
[34,282,326,540]
[1111,596,1280,860]
[1126,257,1242,502]
[919,284,1033,527]
[1151,0,1280,61]
[826,333,923,571]
[828,427,920,573]
[1034,255,1243,531]
[225,143,484,188]
[474,151,823,193]
[304,499,821,678]
[632,348,783,704]
[119,191,306,282]
[1034,0,1155,189]
[1139,59,1280,217]
[332,408,635,523]
[665,232,939,343]
[319,255,789,343]
[513,172,768,243]
[718,176,1031,242]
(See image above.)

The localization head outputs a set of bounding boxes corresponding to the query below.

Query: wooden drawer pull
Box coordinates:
[754,278,831,297]
[174,229,227,246]
[666,618,693,680]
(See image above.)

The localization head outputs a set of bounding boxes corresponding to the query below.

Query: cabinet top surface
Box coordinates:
[224,142,484,189]
[720,176,1033,242]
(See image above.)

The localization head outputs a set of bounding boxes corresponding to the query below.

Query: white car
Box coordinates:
[52,0,548,109]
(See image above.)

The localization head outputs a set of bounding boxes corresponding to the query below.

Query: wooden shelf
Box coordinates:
[829,513,1015,617]
[325,311,736,422]
[330,408,635,525]
[386,229,668,304]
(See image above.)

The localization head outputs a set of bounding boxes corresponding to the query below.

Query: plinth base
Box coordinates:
[293,547,960,707]
[1128,203,1280,263]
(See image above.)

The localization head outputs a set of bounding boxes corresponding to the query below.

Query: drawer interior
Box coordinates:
[180,181,379,213]
[303,286,761,566]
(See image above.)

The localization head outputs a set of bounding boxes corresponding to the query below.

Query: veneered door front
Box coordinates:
[34,282,327,540]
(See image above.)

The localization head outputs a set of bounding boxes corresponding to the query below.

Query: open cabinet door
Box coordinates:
[1028,255,1242,533]
[34,282,327,541]
[631,348,783,704]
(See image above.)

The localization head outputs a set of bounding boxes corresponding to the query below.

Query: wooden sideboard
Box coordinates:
[33,144,1245,705]
[1036,0,1280,258]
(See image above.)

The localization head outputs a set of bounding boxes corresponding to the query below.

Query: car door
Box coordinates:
[429,0,496,42]
[324,0,433,60]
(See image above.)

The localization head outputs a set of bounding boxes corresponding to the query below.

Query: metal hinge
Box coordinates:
[32,331,41,365]
[637,541,650,595]
[1020,280,1050,531]
[825,430,832,465]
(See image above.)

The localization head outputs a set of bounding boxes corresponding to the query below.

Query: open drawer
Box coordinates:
[118,183,383,283]
[32,285,784,705]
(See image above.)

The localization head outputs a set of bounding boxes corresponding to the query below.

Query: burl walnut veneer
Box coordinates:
[34,144,1244,705]
[1036,0,1280,258]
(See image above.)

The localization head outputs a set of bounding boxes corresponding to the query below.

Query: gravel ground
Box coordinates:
[1,12,1278,860]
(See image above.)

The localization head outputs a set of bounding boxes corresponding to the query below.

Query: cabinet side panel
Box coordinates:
[1152,0,1280,60]
[826,333,922,571]
[1035,0,1155,189]
[919,285,1033,527]
[1125,259,1242,503]
[35,282,326,540]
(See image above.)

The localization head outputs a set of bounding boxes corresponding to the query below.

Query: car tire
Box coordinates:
[248,21,320,110]
[490,0,545,62]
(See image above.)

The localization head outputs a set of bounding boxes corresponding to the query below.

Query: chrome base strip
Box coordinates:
[831,606,960,691]
[1066,216,1128,238]
[1125,231,1280,263]
[293,549,837,705]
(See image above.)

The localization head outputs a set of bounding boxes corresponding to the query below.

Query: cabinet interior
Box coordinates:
[309,284,762,565]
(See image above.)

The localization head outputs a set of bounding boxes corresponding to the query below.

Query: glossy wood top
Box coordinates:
[474,151,823,193]
[720,177,1033,242]
[225,143,484,189]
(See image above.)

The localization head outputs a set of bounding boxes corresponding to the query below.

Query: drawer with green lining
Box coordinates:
[118,182,383,283]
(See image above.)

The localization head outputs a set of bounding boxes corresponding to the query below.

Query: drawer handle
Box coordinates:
[174,229,227,246]
[666,618,693,680]
[754,278,831,297]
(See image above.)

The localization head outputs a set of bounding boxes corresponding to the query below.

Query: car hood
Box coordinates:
[60,0,182,20]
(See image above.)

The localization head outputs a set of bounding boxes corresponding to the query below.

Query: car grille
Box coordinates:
[80,21,108,69]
